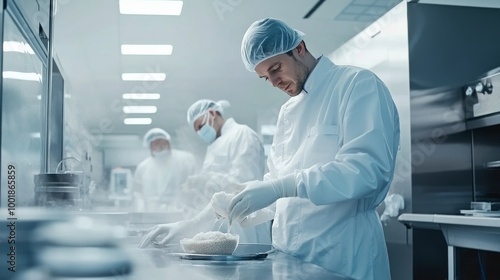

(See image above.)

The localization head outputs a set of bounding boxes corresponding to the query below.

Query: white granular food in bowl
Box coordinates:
[180,231,239,255]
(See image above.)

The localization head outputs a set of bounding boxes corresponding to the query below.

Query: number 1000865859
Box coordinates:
[7,164,16,215]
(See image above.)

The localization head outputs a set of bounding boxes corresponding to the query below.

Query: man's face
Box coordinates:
[193,110,215,132]
[150,138,170,153]
[255,49,308,97]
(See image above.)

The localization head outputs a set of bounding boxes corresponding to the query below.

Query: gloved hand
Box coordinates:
[138,219,198,248]
[211,191,237,219]
[228,175,296,225]
[138,203,215,248]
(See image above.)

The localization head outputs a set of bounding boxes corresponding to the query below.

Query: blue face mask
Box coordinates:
[197,113,217,144]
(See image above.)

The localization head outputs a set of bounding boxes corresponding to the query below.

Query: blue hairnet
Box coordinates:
[143,128,170,147]
[187,99,230,127]
[241,18,305,72]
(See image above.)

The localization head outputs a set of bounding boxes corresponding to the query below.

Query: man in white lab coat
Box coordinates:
[228,18,400,279]
[133,128,198,212]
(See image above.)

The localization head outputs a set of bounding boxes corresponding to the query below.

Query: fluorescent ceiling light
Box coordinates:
[119,0,183,15]
[37,95,42,100]
[123,106,157,114]
[121,44,173,55]
[122,73,166,81]
[30,132,41,138]
[3,71,42,82]
[4,41,35,54]
[123,93,160,100]
[124,118,152,125]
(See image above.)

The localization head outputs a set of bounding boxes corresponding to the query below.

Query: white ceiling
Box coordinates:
[53,0,399,147]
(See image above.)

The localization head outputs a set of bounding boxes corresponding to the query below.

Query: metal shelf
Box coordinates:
[484,160,500,168]
[466,112,500,130]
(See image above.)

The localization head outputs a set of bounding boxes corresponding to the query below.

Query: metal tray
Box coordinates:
[166,243,275,261]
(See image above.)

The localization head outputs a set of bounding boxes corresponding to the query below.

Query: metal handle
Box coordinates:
[56,157,84,173]
[55,157,86,186]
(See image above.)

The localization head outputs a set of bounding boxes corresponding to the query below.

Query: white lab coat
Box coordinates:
[202,118,271,244]
[133,150,198,212]
[266,56,400,279]
[203,118,265,184]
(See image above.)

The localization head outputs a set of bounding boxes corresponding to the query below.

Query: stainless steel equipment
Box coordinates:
[34,172,82,209]
[399,213,500,280]
[34,158,85,210]
[470,201,500,211]
[331,1,500,279]
[464,69,500,121]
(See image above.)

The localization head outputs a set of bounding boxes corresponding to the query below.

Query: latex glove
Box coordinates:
[380,193,405,225]
[211,191,235,219]
[229,175,296,225]
[138,220,197,248]
[138,204,214,248]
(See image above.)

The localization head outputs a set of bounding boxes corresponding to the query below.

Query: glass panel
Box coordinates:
[1,13,44,207]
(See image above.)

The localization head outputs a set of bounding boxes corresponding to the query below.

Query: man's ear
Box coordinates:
[296,40,306,57]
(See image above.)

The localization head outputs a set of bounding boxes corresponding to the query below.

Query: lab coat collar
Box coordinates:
[303,56,334,95]
[220,117,236,136]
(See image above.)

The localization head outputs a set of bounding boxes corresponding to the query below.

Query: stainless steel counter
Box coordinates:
[398,213,500,280]
[124,246,352,280]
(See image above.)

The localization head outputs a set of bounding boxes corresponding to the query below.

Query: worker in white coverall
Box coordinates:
[139,100,271,246]
[226,18,400,279]
[133,128,198,212]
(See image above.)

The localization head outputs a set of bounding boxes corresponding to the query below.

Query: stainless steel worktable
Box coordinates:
[124,246,352,280]
[398,213,500,280]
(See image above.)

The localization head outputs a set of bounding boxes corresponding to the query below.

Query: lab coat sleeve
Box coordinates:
[263,157,277,182]
[295,74,400,205]
[226,130,266,183]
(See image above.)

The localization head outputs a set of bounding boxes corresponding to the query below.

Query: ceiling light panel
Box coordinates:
[122,93,161,99]
[121,44,173,55]
[124,118,152,125]
[335,0,399,22]
[123,106,157,113]
[119,0,183,15]
[121,73,166,81]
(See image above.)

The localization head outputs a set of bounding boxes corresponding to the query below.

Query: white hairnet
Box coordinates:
[241,18,305,72]
[187,99,230,127]
[143,128,171,147]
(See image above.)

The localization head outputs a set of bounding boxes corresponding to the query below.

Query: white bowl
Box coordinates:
[180,232,239,255]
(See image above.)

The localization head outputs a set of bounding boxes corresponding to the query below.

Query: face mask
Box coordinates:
[152,149,170,160]
[197,113,217,144]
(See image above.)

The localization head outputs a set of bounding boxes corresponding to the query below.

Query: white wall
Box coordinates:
[104,148,149,169]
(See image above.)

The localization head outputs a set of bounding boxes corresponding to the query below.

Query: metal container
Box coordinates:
[34,173,82,210]
[34,157,85,210]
